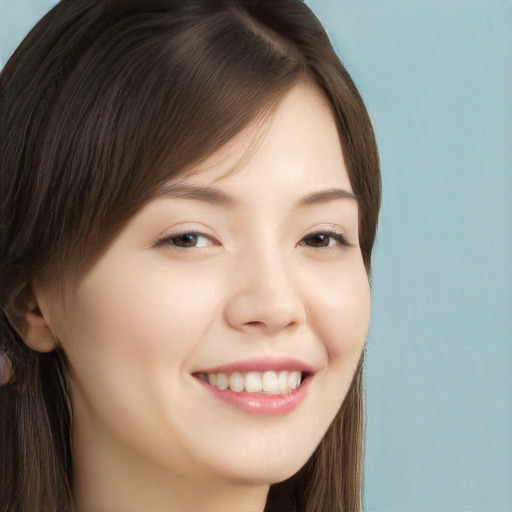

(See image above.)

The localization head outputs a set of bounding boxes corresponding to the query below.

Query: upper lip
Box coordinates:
[195,356,316,375]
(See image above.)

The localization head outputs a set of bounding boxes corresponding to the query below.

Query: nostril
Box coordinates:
[246,321,265,328]
[243,319,299,334]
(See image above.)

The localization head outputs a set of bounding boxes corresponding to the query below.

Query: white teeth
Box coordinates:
[229,372,244,392]
[262,371,279,393]
[244,372,263,392]
[278,370,289,391]
[203,370,304,394]
[215,373,228,390]
[288,371,301,390]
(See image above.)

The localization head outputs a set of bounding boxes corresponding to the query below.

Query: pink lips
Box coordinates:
[194,357,314,417]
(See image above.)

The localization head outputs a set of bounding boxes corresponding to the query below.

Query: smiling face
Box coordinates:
[37,82,371,511]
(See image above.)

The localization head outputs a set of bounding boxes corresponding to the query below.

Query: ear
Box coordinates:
[23,291,59,353]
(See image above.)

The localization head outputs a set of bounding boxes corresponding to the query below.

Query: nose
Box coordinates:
[223,249,307,336]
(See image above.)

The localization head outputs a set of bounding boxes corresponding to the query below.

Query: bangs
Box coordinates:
[4,1,306,283]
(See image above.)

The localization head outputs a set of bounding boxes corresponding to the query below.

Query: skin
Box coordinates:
[28,82,371,512]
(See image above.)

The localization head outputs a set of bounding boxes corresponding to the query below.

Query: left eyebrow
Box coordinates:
[296,188,358,207]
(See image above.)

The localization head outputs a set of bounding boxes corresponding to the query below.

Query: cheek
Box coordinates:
[52,261,228,456]
[62,260,222,366]
[309,260,371,361]
[305,258,370,416]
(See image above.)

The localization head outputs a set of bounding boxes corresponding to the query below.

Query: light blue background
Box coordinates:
[1,1,510,511]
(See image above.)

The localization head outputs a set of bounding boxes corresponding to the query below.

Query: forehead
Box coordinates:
[163,81,352,197]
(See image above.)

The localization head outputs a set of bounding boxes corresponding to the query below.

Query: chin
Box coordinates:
[208,449,313,487]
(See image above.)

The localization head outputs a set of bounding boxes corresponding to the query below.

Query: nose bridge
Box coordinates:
[224,236,306,334]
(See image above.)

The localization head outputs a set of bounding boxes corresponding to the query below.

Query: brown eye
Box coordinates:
[156,232,214,249]
[304,233,331,247]
[300,231,351,249]
[171,234,198,247]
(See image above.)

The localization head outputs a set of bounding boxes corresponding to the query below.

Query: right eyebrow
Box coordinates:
[156,184,237,206]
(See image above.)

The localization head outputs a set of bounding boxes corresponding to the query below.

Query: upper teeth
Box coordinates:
[201,370,302,394]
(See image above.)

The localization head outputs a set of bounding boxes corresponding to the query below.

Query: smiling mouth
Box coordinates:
[196,370,304,395]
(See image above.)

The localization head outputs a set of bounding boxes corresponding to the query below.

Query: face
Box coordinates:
[42,83,370,493]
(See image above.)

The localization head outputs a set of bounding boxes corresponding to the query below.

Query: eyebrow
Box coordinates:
[157,184,236,205]
[157,184,358,207]
[296,188,358,207]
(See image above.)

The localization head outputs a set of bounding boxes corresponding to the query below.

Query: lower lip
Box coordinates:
[196,376,312,416]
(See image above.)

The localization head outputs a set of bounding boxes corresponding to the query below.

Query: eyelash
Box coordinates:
[298,231,353,249]
[155,230,353,250]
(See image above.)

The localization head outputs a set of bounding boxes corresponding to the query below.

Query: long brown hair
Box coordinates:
[0,1,381,511]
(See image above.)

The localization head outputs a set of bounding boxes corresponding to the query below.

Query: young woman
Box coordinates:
[0,1,381,511]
